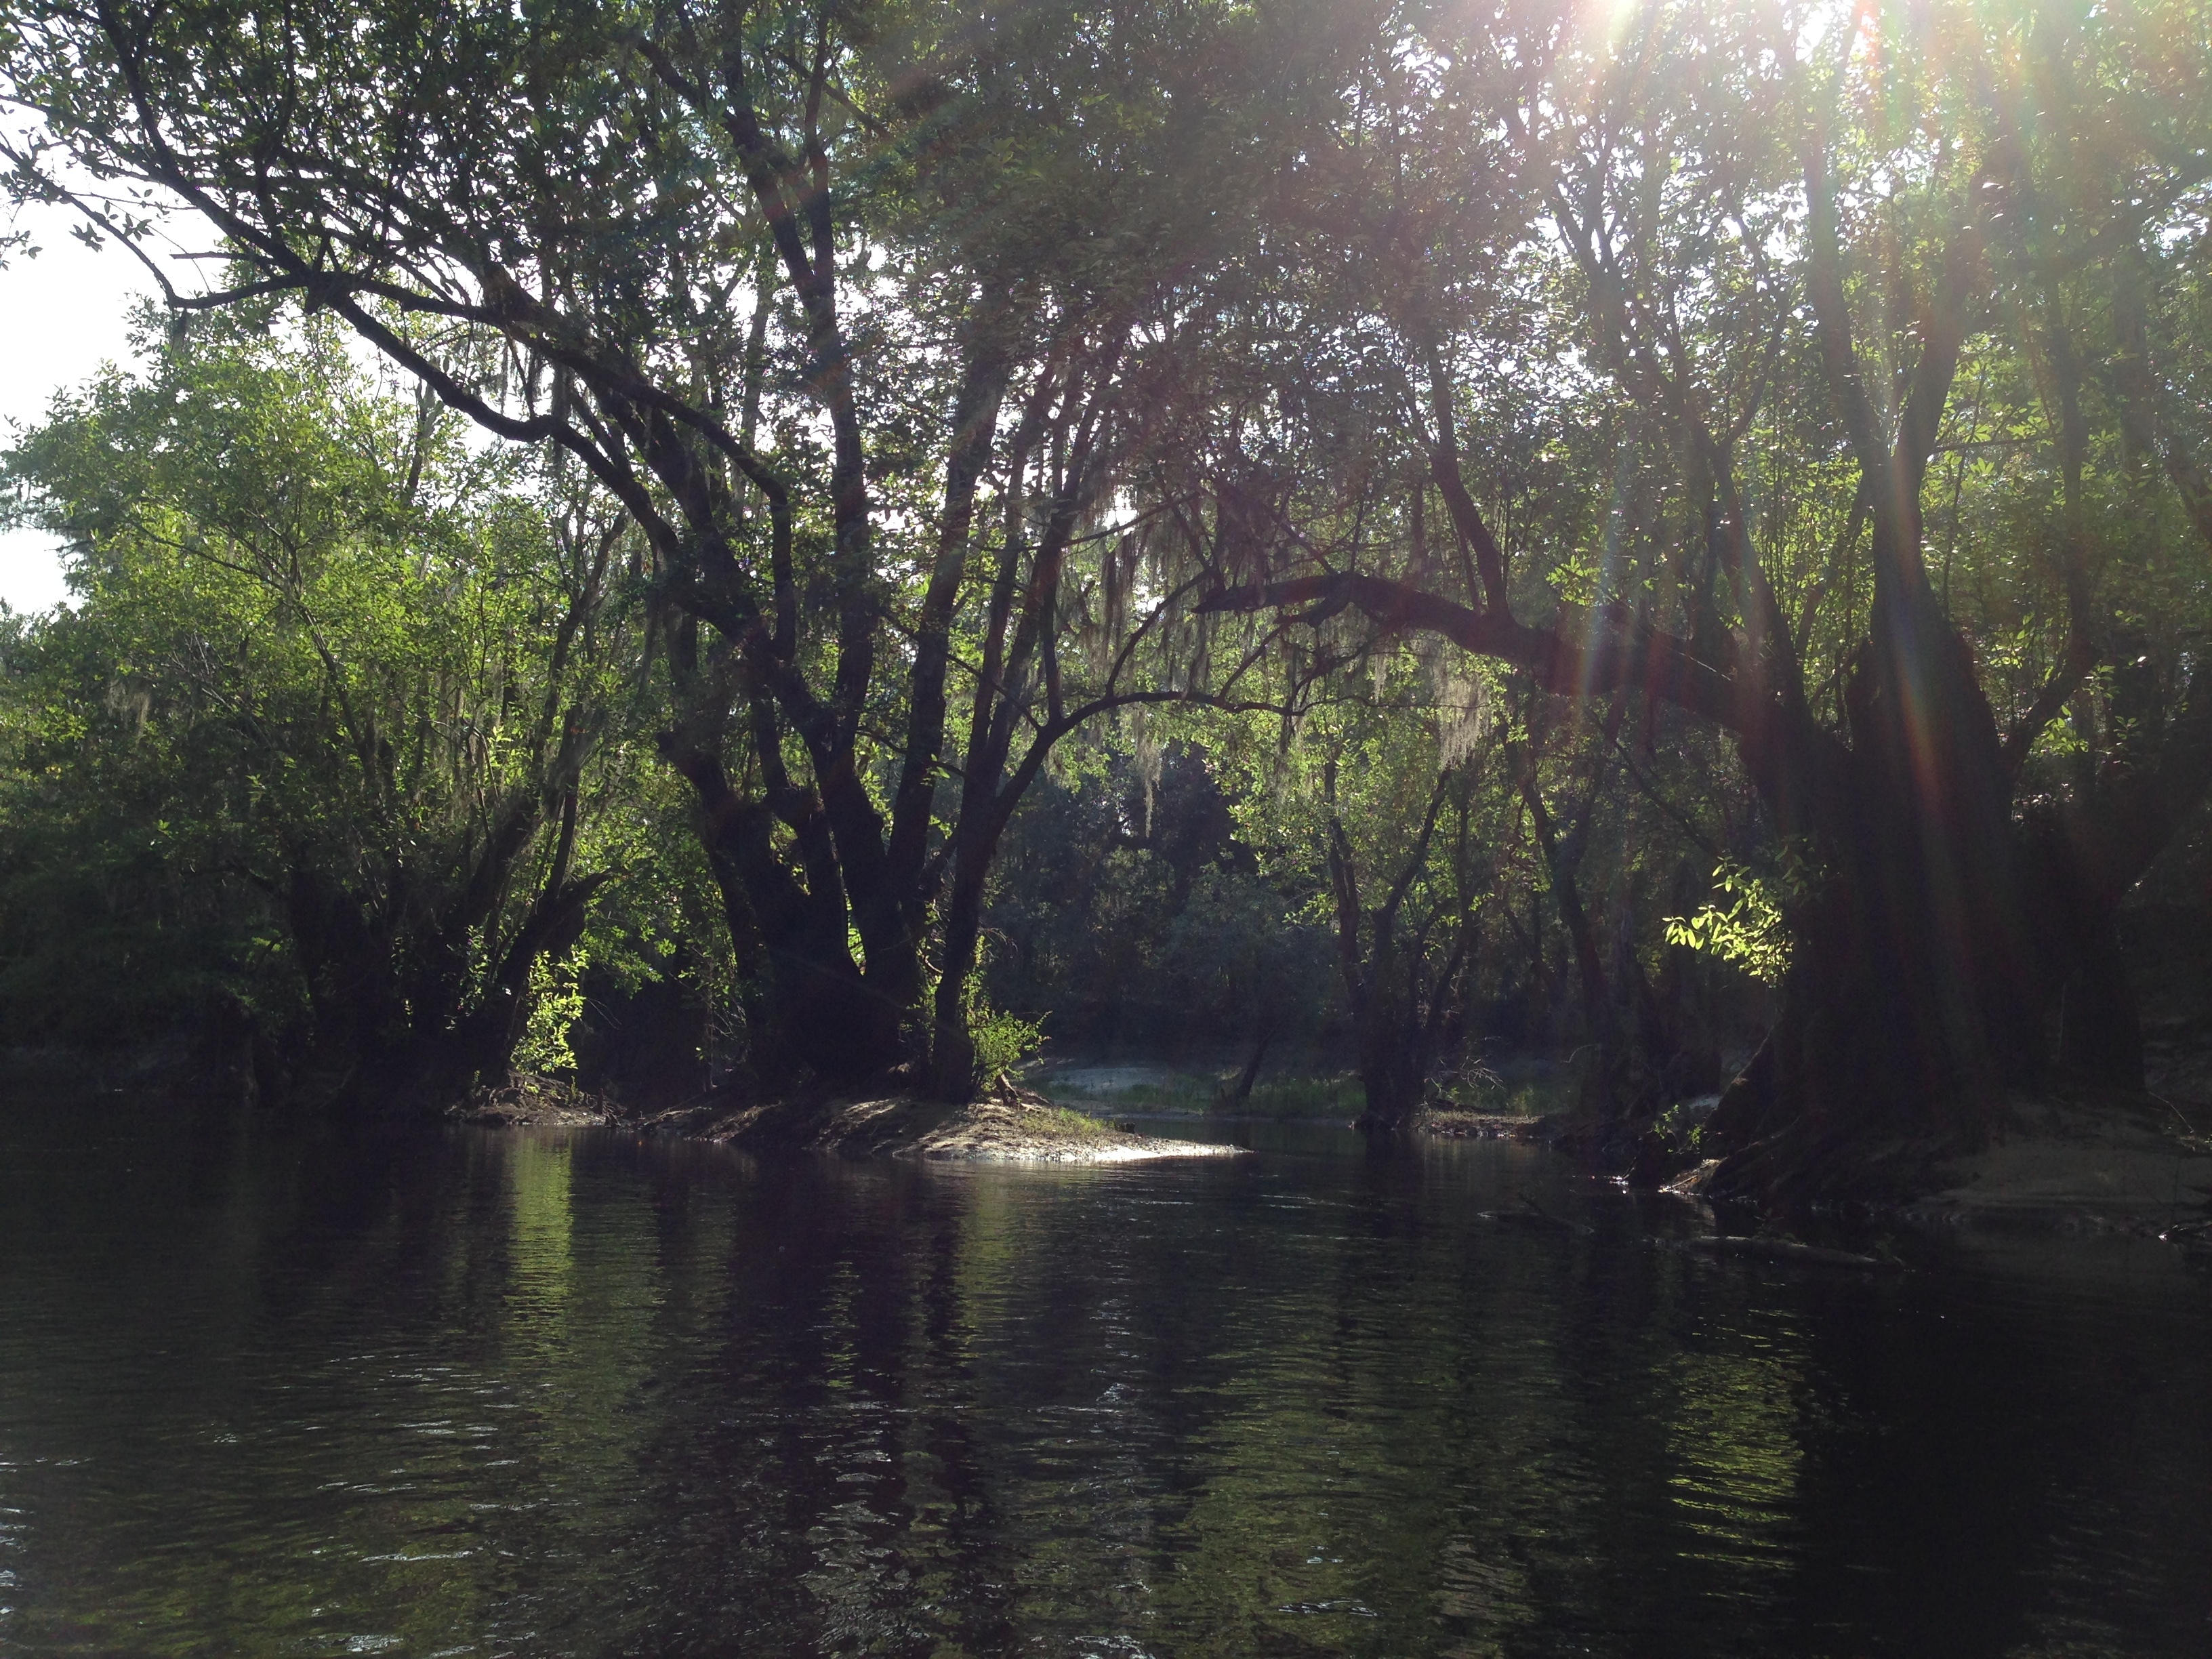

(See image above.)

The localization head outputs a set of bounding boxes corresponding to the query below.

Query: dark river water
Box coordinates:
[2,1099,2209,1658]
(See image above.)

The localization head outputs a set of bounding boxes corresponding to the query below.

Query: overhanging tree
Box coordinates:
[1195,0,2212,1187]
[2,0,1335,1094]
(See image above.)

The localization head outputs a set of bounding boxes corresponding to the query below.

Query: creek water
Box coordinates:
[1,1100,2208,1657]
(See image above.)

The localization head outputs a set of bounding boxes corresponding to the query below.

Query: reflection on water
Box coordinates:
[1,1103,2208,1656]
[1664,1333,1803,1569]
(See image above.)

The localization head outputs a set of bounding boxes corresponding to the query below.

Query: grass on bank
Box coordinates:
[1027,1102,1115,1140]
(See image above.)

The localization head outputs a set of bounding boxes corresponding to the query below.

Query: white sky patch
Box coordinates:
[1,200,158,613]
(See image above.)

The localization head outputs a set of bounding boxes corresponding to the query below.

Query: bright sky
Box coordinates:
[1,201,159,614]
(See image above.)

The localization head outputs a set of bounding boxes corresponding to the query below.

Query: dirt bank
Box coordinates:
[676,1080,1250,1162]
[459,1074,1248,1164]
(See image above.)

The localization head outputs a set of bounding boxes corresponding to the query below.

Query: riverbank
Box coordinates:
[1419,1107,1554,1140]
[456,1072,1249,1164]
[14,1041,2200,1227]
[448,1068,2212,1237]
[1910,1090,2212,1237]
[1647,1086,2212,1246]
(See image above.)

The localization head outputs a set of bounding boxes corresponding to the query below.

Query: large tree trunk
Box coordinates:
[922,370,1120,1103]
[1703,621,2211,1202]
[1695,170,2117,1194]
[1351,969,1434,1133]
[669,741,905,1089]
[924,834,991,1100]
[1703,674,2024,1183]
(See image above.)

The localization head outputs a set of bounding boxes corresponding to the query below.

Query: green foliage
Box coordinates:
[1654,1099,1706,1155]
[958,905,1050,1084]
[1664,861,1791,988]
[514,951,590,1078]
[968,991,1048,1083]
[0,319,696,1090]
[983,737,1344,1052]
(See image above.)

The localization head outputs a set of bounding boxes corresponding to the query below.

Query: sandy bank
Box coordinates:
[459,1074,1248,1164]
[1911,1094,2212,1237]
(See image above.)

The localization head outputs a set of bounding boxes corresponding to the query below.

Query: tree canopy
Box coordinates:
[5,0,2212,1180]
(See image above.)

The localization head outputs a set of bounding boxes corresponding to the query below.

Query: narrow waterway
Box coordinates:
[1,1100,2207,1656]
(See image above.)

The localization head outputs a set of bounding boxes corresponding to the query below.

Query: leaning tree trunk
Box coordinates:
[922,379,1122,1103]
[1214,1021,1276,1111]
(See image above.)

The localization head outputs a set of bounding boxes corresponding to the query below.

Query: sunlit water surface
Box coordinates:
[1,1099,2209,1657]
